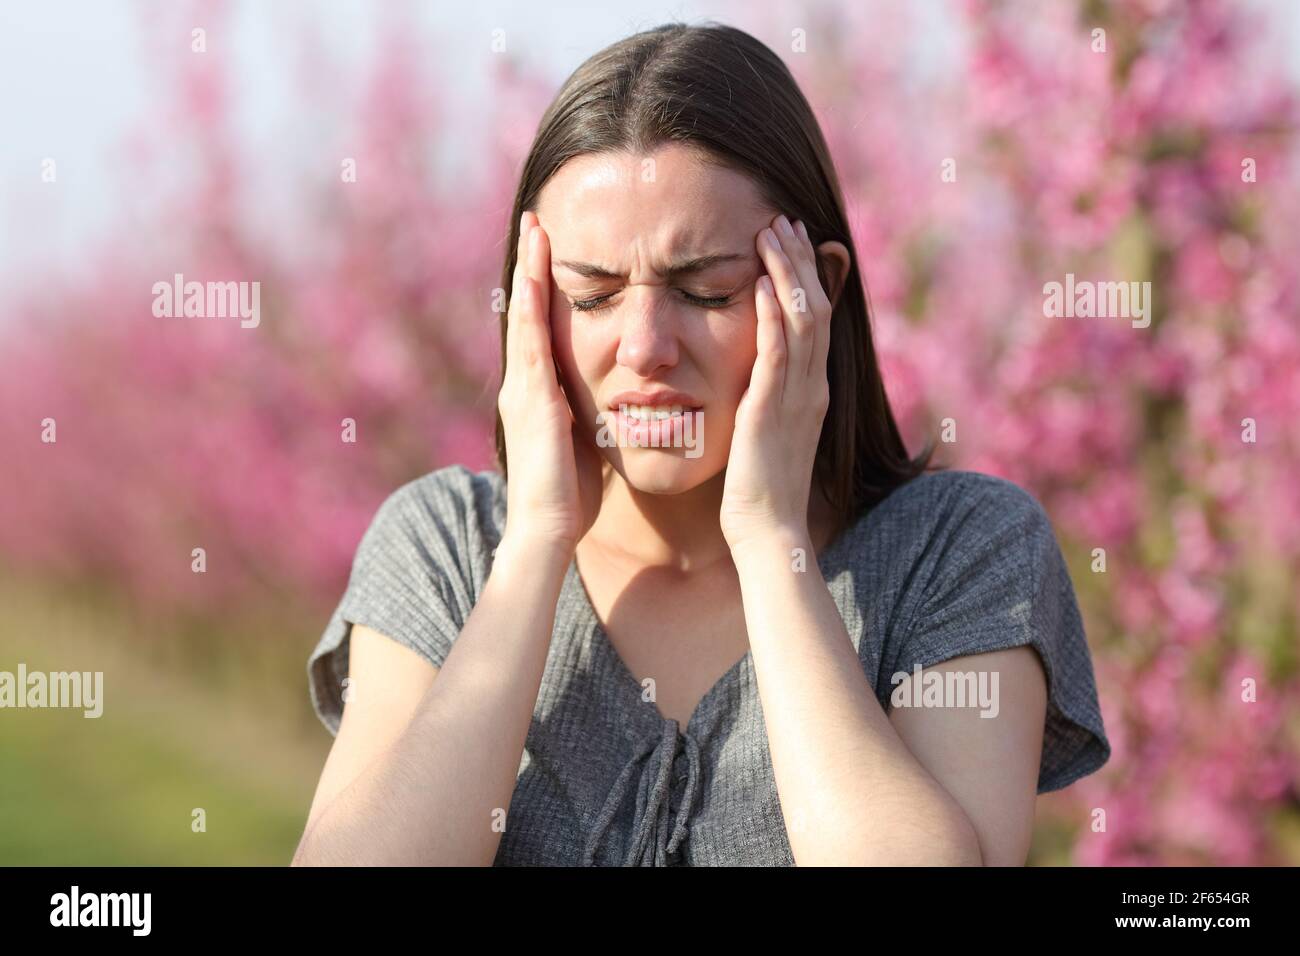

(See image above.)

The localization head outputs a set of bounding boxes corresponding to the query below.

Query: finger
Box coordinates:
[750,273,787,408]
[772,214,825,380]
[756,219,809,398]
[524,220,557,377]
[509,210,533,328]
[527,216,552,306]
[519,231,560,396]
[506,210,535,380]
[790,218,833,379]
[513,275,546,388]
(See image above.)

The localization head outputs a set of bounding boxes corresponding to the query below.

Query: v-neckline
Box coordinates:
[567,519,860,739]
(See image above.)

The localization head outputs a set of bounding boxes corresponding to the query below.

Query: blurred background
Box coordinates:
[1,0,1298,865]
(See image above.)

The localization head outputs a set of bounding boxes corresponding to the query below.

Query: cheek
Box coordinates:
[701,307,759,400]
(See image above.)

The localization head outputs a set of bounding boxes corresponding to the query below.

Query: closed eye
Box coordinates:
[568,289,734,313]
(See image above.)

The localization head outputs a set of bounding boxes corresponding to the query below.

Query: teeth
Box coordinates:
[622,403,685,421]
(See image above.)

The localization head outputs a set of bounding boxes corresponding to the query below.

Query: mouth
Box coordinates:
[600,394,705,451]
[615,403,693,421]
[605,391,704,417]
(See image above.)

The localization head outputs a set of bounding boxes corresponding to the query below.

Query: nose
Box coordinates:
[614,286,680,377]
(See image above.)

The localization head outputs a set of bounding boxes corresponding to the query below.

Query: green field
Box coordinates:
[0,578,331,865]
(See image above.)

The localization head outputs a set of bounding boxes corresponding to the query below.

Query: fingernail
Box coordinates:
[529,226,540,255]
[777,215,795,238]
[763,228,780,250]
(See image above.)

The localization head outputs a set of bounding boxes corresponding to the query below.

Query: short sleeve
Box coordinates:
[306,465,502,736]
[879,474,1111,793]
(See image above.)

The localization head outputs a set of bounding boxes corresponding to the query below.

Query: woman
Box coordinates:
[295,22,1109,866]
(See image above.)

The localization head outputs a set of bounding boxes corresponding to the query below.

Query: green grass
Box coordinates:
[0,706,307,864]
[0,575,332,865]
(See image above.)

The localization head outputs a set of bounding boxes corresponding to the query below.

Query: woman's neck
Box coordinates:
[580,468,838,574]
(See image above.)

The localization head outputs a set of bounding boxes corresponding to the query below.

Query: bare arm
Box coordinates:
[291,534,570,866]
[732,532,987,866]
[887,646,1046,866]
[732,533,1048,865]
[722,216,1046,864]
[294,211,595,867]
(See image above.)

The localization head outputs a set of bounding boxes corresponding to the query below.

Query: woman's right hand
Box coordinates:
[497,210,605,556]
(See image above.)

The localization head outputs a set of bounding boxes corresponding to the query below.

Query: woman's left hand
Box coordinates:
[720,213,832,551]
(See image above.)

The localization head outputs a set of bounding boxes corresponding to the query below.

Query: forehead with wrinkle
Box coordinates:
[536,147,770,280]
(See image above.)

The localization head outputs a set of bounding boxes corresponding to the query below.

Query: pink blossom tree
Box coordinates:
[0,0,1296,863]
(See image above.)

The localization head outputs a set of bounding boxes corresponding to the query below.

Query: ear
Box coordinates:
[814,240,852,311]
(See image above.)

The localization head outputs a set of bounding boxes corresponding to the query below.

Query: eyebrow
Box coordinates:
[553,253,751,280]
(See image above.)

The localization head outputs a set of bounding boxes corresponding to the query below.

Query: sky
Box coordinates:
[0,0,965,278]
[1,0,1296,284]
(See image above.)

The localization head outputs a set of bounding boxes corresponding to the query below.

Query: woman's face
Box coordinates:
[535,143,775,495]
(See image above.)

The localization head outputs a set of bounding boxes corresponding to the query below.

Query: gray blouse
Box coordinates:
[307,464,1110,865]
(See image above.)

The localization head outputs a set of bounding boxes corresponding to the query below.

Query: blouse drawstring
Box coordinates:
[581,720,701,866]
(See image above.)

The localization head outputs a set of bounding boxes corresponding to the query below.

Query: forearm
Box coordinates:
[294,535,570,866]
[732,530,982,866]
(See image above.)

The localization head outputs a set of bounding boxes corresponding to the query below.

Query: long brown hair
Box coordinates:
[495,21,936,540]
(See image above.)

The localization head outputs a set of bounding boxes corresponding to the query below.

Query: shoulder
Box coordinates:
[864,470,1081,663]
[874,468,1049,528]
[381,463,505,515]
[343,463,506,645]
[831,468,1071,646]
[308,466,504,734]
[347,464,506,587]
[867,471,1109,793]
[369,464,506,542]
[855,468,1058,565]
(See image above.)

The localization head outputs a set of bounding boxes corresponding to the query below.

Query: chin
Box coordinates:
[607,451,720,495]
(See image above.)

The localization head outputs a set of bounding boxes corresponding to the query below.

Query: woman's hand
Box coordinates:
[720,214,832,551]
[498,211,605,555]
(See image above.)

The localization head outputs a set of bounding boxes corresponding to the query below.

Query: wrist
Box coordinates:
[494,530,575,574]
[727,524,814,568]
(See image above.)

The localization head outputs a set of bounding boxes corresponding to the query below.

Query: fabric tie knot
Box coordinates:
[581,719,702,866]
